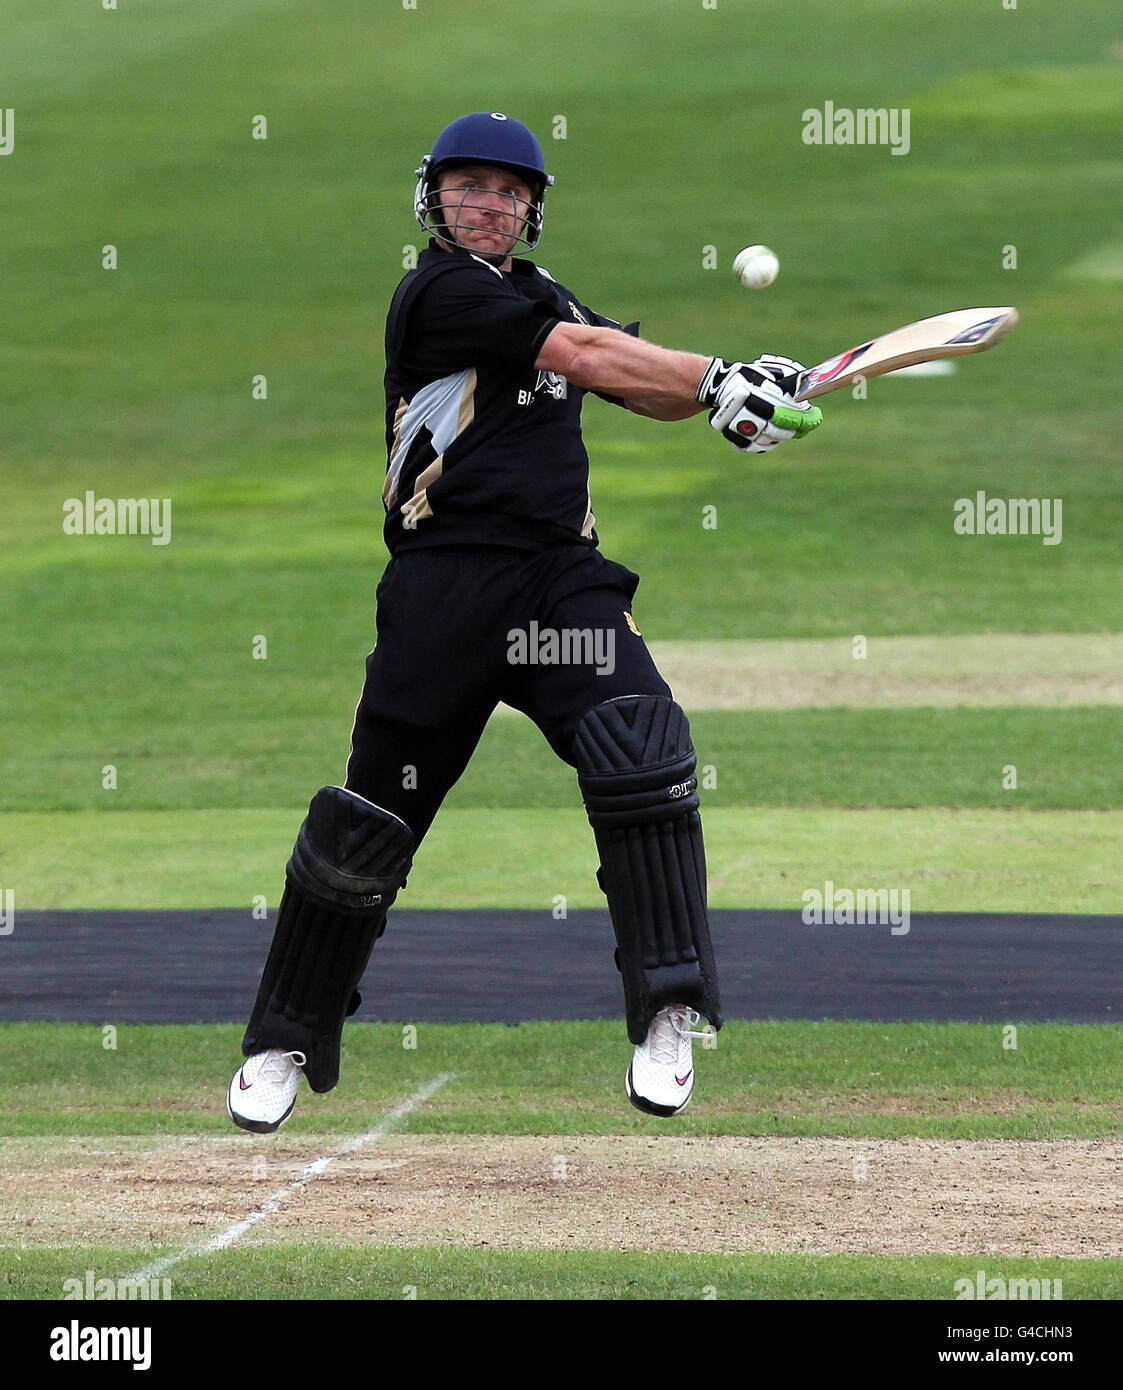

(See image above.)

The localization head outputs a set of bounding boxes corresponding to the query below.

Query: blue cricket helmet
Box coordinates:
[414,112,555,253]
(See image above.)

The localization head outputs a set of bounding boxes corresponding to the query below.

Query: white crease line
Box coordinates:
[125,1073,453,1283]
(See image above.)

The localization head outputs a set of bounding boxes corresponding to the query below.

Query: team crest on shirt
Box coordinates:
[535,369,567,399]
[517,370,568,405]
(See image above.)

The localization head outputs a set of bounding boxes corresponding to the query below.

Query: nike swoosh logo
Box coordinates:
[676,1072,692,1087]
[239,1072,251,1091]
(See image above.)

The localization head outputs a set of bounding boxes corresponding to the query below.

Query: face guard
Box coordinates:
[413,112,554,261]
[414,164,544,261]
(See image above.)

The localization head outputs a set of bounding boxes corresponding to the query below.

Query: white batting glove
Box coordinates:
[697,356,823,453]
[747,353,807,391]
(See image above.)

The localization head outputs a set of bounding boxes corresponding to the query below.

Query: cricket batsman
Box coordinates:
[227,112,822,1132]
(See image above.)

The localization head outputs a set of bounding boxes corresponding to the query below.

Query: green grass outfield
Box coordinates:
[6,1247,1117,1302]
[4,1022,1121,1141]
[5,702,1123,815]
[4,807,1121,913]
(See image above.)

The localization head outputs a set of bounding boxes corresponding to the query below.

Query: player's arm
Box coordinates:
[535,323,824,450]
[535,322,709,418]
[621,394,710,422]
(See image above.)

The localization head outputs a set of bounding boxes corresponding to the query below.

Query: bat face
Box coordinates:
[787,307,1019,400]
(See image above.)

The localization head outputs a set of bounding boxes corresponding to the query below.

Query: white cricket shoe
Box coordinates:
[227,1049,306,1133]
[626,1005,710,1117]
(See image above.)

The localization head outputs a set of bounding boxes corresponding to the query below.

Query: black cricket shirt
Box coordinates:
[382,239,637,554]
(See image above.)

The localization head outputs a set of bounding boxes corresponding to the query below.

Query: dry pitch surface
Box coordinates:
[6,1135,1121,1260]
[490,636,1123,712]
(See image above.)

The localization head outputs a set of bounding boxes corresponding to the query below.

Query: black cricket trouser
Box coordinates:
[344,544,673,845]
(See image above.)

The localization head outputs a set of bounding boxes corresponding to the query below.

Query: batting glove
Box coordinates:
[697,356,823,453]
[747,353,808,390]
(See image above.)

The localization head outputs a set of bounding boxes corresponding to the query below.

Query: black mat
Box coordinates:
[1,909,1119,1025]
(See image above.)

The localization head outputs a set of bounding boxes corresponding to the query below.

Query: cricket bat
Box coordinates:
[782,306,1019,401]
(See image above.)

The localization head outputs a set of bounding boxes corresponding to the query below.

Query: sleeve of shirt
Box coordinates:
[400,262,561,377]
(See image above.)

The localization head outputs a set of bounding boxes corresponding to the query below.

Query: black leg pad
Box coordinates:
[575,696,721,1044]
[241,786,415,1092]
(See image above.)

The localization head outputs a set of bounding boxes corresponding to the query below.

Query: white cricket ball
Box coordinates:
[733,244,779,290]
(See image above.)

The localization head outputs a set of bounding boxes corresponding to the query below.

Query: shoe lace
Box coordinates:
[672,1006,711,1040]
[258,1049,306,1084]
[649,1006,707,1064]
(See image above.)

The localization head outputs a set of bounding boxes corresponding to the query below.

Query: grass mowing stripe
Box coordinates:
[4,1022,1120,1141]
[6,1246,1122,1302]
[6,705,1120,813]
[454,707,1123,812]
[3,807,1119,912]
[124,1074,451,1283]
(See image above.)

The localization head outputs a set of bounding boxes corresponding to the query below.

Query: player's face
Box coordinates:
[436,165,534,261]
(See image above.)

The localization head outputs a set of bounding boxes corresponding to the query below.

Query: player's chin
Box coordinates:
[464,229,516,254]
